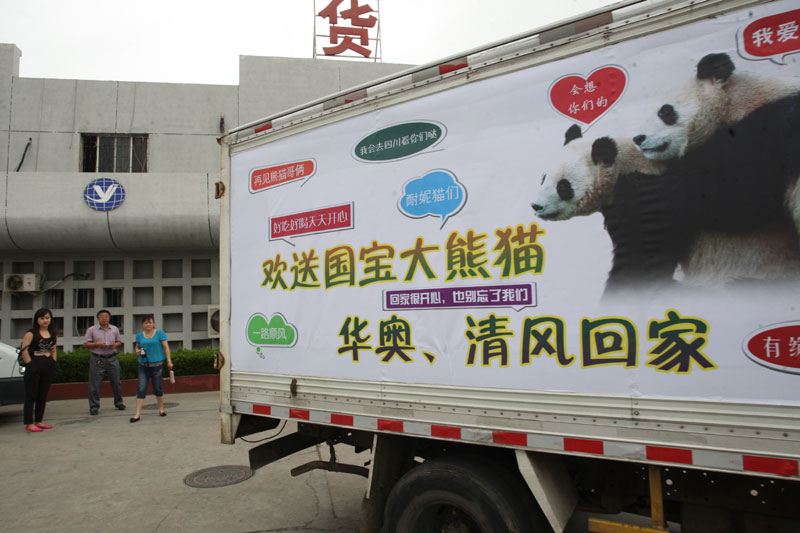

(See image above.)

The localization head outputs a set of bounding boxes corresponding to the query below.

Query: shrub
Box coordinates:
[52,347,217,384]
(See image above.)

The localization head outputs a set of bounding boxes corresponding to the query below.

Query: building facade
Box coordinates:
[0,43,408,351]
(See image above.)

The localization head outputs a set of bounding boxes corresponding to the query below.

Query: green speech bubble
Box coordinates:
[354,121,445,162]
[246,313,297,348]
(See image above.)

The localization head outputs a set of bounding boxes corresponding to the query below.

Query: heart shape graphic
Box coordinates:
[548,66,627,126]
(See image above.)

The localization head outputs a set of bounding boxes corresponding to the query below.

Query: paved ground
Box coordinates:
[1,391,679,533]
[0,391,366,533]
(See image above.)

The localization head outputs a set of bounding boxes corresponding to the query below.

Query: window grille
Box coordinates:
[81,134,148,172]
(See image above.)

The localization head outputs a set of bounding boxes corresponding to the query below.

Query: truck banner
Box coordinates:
[230,0,800,405]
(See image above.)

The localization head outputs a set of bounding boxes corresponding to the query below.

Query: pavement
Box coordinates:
[0,391,366,533]
[1,391,680,533]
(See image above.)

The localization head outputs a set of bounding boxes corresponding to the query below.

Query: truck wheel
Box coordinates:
[383,454,544,533]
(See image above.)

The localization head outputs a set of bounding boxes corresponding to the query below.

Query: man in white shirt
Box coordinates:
[83,309,126,415]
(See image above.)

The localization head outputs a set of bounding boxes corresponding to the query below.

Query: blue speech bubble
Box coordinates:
[398,169,467,228]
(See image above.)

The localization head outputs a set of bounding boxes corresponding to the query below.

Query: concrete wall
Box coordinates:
[239,55,411,124]
[3,172,219,252]
[0,43,410,346]
[0,45,20,176]
[0,252,220,351]
[8,78,238,173]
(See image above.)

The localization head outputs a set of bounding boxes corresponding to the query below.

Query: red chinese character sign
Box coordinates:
[315,0,381,60]
[738,8,800,64]
[548,66,627,127]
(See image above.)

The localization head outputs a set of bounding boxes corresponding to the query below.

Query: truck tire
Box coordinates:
[383,454,545,533]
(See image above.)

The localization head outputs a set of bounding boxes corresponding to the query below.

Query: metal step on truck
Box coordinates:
[218,0,800,530]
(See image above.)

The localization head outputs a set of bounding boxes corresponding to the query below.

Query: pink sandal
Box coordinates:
[25,426,44,433]
[36,424,53,429]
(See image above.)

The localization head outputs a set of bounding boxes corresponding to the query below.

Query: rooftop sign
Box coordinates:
[314,0,381,60]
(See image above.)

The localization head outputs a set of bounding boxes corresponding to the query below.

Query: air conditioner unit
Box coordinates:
[4,273,42,292]
[208,305,220,338]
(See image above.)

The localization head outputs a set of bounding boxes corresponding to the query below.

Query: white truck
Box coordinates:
[218,0,800,531]
[0,341,25,406]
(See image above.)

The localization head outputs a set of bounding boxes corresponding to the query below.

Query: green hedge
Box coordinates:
[52,347,217,384]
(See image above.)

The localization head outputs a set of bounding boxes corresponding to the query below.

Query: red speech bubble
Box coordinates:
[269,203,354,240]
[743,321,800,374]
[250,159,316,193]
[738,9,800,64]
[548,66,627,126]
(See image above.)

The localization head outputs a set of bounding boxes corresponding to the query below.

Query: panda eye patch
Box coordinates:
[658,104,678,125]
[540,174,546,185]
[556,179,574,201]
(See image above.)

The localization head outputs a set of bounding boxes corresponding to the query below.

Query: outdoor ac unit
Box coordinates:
[4,273,41,292]
[208,305,220,338]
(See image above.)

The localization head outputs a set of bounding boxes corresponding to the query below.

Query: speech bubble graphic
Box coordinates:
[249,159,316,193]
[398,169,467,228]
[548,65,627,127]
[384,283,537,312]
[246,313,298,357]
[269,203,354,243]
[354,121,446,162]
[742,321,800,374]
[738,9,800,65]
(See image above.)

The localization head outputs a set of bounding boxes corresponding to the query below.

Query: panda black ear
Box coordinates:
[564,124,582,145]
[591,137,618,166]
[697,53,735,83]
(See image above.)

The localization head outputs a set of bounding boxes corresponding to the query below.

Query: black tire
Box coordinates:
[383,454,547,533]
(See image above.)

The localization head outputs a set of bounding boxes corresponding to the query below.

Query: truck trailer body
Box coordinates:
[219,1,800,530]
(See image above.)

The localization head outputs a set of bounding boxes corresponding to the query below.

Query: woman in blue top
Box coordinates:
[130,315,173,423]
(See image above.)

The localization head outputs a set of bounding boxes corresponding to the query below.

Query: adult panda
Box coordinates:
[531,124,800,297]
[532,126,683,296]
[632,52,800,284]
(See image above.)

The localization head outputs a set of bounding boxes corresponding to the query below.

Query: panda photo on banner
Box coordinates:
[532,5,800,304]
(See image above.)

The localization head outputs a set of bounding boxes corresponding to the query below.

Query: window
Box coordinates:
[133,260,154,279]
[191,259,212,278]
[110,315,124,334]
[103,261,124,280]
[73,288,95,308]
[73,260,95,280]
[104,288,124,308]
[133,287,154,306]
[10,293,34,311]
[74,316,95,336]
[44,289,64,310]
[52,317,64,337]
[81,134,148,172]
[162,259,183,278]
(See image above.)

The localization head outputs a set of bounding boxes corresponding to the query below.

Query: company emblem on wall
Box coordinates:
[84,177,126,211]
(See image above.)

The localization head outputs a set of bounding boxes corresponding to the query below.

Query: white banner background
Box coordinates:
[230,1,800,405]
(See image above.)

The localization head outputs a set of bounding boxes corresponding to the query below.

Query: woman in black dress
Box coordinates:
[20,308,58,432]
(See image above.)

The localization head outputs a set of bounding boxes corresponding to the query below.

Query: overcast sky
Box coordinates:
[0,0,619,85]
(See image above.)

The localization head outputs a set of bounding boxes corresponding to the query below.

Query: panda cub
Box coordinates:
[532,126,679,295]
[531,124,665,221]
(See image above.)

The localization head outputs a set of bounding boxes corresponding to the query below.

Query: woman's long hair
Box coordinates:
[32,308,58,344]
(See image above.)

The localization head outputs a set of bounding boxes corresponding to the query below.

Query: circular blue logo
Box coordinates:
[84,177,125,211]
